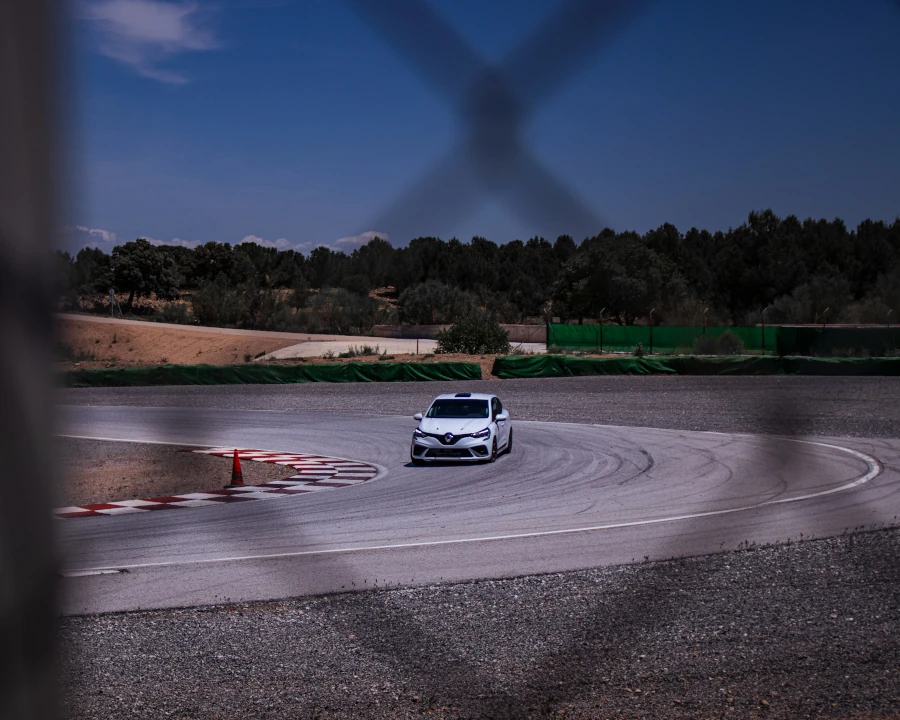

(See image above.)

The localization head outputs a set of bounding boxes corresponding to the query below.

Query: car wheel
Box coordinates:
[505,428,513,454]
[411,453,425,466]
[489,437,498,462]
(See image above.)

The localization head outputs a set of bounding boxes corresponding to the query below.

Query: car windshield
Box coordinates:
[426,399,490,419]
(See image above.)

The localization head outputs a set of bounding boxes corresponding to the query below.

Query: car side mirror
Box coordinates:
[413,412,423,421]
[496,411,509,422]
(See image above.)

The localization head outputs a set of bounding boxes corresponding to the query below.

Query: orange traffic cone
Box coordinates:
[228,449,244,487]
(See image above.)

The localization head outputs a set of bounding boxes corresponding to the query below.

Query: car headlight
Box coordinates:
[414,428,426,438]
[471,428,491,439]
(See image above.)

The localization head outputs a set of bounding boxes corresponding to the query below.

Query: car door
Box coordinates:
[493,397,509,447]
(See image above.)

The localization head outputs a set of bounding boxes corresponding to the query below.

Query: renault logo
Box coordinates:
[444,433,454,443]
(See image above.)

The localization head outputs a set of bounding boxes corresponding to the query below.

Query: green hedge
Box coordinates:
[63,361,482,388]
[493,355,900,378]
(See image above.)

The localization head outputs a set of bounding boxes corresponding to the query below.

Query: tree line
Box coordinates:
[57,209,900,333]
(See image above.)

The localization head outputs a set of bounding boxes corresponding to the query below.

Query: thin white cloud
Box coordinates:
[79,0,220,84]
[62,230,392,256]
[334,230,389,248]
[148,236,200,248]
[62,226,202,251]
[62,225,120,251]
[238,235,315,253]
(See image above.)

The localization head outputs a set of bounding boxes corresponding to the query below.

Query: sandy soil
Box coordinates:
[56,439,292,507]
[58,318,299,368]
[58,313,614,380]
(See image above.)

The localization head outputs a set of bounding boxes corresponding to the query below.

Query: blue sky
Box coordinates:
[66,0,900,254]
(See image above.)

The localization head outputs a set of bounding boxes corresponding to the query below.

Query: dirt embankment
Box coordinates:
[57,438,291,507]
[58,318,298,369]
[57,316,529,378]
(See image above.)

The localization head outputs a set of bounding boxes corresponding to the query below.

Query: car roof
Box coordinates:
[431,393,495,402]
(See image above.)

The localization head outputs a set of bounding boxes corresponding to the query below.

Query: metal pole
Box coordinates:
[649,308,655,355]
[887,309,892,329]
[761,307,768,355]
[598,307,605,354]
[703,307,708,335]
[823,307,829,329]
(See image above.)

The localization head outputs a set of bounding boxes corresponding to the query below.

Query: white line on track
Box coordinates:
[61,437,882,575]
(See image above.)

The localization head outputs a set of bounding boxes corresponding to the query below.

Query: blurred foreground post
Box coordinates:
[0,1,60,718]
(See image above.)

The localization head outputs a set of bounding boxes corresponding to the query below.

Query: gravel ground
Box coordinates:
[56,439,290,507]
[58,529,900,719]
[59,375,900,438]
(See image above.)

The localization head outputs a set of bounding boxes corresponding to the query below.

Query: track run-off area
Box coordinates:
[56,393,900,616]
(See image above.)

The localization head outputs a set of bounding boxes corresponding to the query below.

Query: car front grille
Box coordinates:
[425,448,474,458]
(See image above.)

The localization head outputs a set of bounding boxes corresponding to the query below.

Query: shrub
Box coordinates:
[338,344,378,359]
[398,280,478,324]
[57,343,96,362]
[717,330,745,355]
[693,330,745,355]
[190,274,245,326]
[435,313,510,354]
[633,342,645,358]
[155,301,192,325]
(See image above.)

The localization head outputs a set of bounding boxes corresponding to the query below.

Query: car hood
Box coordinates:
[418,417,491,435]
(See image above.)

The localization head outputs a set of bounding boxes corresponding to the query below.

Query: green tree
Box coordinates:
[398,280,478,324]
[73,246,112,293]
[111,238,179,309]
[555,232,686,324]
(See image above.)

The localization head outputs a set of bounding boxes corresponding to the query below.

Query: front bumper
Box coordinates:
[411,435,492,461]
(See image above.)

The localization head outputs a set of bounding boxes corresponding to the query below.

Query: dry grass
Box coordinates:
[58,318,297,369]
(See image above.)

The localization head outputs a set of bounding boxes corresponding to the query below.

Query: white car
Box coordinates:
[410,392,512,464]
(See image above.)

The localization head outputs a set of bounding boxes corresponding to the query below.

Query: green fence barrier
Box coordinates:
[493,355,900,378]
[775,327,900,356]
[547,324,777,354]
[63,361,482,388]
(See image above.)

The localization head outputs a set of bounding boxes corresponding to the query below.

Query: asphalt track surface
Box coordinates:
[56,384,900,616]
